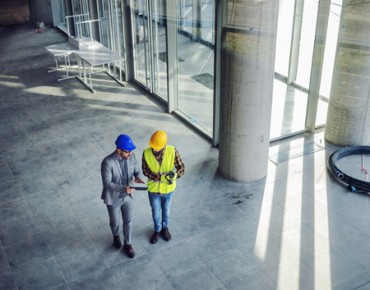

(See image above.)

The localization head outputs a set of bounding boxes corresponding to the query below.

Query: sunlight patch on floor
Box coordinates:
[24,86,66,96]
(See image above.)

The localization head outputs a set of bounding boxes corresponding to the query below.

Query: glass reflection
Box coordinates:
[176,0,215,136]
[132,0,168,101]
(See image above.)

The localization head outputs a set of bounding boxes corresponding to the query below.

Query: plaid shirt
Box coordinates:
[142,146,185,181]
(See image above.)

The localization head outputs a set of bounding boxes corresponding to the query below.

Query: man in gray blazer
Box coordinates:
[101,134,145,258]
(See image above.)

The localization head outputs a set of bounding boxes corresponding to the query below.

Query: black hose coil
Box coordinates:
[327,146,370,193]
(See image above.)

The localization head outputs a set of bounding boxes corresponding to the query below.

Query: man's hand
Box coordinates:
[134,177,145,184]
[125,186,135,194]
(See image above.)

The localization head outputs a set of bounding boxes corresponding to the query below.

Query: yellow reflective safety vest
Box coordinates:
[144,145,177,194]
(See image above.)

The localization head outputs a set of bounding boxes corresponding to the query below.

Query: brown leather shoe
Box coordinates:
[161,228,171,241]
[150,231,159,244]
[113,235,122,249]
[124,244,135,258]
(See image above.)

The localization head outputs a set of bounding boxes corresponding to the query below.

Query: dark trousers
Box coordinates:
[106,196,133,244]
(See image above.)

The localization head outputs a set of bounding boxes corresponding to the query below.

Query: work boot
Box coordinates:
[150,231,160,244]
[113,235,122,249]
[124,244,135,258]
[161,228,171,241]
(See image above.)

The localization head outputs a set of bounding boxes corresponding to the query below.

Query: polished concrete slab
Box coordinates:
[1,24,370,290]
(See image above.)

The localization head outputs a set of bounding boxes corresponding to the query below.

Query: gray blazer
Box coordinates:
[101,151,143,205]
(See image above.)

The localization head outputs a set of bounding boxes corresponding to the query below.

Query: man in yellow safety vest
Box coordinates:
[142,130,185,244]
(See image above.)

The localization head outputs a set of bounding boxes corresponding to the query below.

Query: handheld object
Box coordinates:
[129,186,148,191]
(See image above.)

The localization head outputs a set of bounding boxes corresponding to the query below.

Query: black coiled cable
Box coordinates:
[328,146,370,193]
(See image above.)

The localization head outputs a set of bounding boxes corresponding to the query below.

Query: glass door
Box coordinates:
[71,0,89,16]
[96,0,127,78]
[131,0,168,101]
[97,1,126,63]
[175,0,215,136]
[51,0,67,29]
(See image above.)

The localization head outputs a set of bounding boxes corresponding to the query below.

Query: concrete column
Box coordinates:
[325,1,370,146]
[218,1,279,182]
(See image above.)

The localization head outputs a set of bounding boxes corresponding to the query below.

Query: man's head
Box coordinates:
[115,134,136,159]
[149,130,167,151]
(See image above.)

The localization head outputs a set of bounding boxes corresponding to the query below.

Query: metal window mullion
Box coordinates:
[142,3,150,88]
[212,0,225,146]
[305,0,331,132]
[79,15,84,38]
[97,0,107,44]
[109,0,114,50]
[97,0,103,43]
[89,21,93,42]
[82,0,86,15]
[179,0,184,30]
[152,0,159,93]
[114,0,121,54]
[77,15,81,38]
[145,0,152,91]
[166,0,177,113]
[97,0,102,43]
[126,0,136,81]
[287,0,304,84]
[113,0,118,52]
[120,0,127,80]
[192,0,201,41]
[111,0,120,75]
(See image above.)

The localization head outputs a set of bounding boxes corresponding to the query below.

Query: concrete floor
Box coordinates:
[1,24,370,290]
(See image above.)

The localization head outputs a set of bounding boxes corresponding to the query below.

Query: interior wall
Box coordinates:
[0,0,53,27]
[29,0,53,26]
[0,0,30,26]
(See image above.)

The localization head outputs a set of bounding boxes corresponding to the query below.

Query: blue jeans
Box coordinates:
[148,192,173,232]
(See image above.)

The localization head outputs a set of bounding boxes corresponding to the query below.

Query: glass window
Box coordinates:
[316,0,342,127]
[176,0,215,136]
[295,0,318,88]
[97,0,125,56]
[275,0,295,77]
[131,0,168,101]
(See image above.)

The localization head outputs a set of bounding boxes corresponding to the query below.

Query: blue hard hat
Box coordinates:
[115,134,136,151]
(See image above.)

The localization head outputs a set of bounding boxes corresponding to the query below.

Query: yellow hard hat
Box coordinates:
[149,130,167,150]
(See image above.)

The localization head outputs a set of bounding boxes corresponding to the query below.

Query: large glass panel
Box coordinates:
[270,79,308,140]
[151,1,167,99]
[316,0,342,127]
[97,0,125,55]
[132,0,148,86]
[270,0,308,140]
[274,0,294,77]
[176,0,215,136]
[295,0,318,88]
[132,0,168,101]
[53,0,67,28]
[96,0,126,76]
[71,0,89,15]
[66,0,91,39]
[97,1,111,47]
